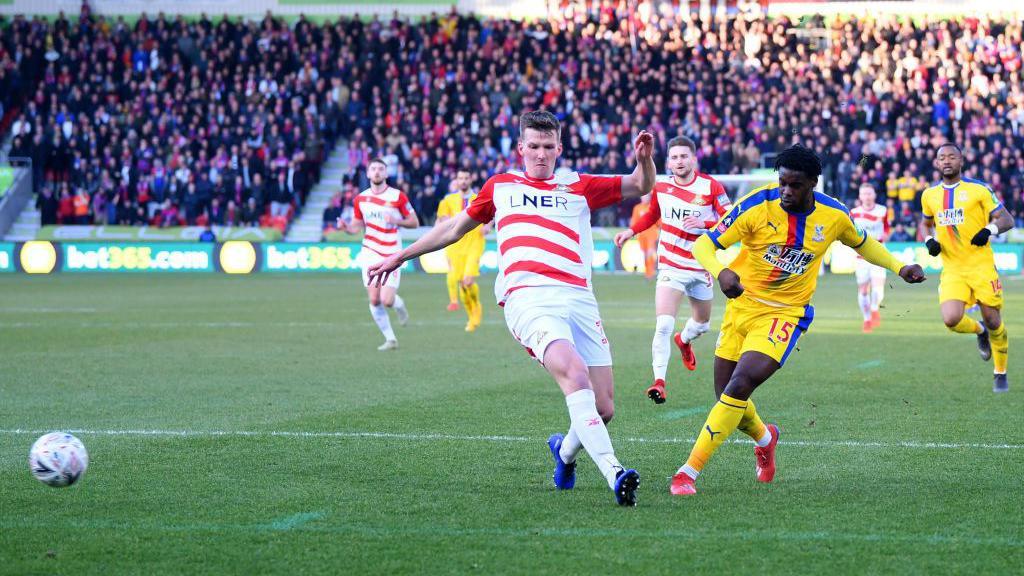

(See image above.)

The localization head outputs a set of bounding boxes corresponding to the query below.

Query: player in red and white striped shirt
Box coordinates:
[368,110,656,506]
[343,158,419,351]
[614,136,732,403]
[850,183,891,333]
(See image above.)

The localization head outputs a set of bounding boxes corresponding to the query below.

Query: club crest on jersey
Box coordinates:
[812,224,825,242]
[937,208,965,226]
[691,196,705,206]
[764,244,814,275]
[959,191,968,201]
[555,184,572,193]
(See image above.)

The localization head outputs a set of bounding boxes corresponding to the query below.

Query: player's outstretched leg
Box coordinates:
[672,352,778,495]
[546,342,637,505]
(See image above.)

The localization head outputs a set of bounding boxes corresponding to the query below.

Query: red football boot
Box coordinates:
[674,332,697,371]
[670,472,697,496]
[871,310,881,328]
[446,302,459,312]
[646,379,667,404]
[755,423,780,483]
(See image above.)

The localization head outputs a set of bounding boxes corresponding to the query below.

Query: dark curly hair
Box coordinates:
[774,144,822,178]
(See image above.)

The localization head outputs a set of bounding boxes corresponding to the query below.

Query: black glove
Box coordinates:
[925,237,941,256]
[971,226,994,246]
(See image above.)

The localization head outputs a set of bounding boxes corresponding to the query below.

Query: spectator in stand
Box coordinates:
[322,192,343,238]
[3,7,1024,230]
[37,187,59,226]
[889,224,912,243]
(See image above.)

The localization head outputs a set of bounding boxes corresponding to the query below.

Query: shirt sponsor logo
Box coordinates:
[763,244,814,275]
[937,208,965,226]
[510,194,570,210]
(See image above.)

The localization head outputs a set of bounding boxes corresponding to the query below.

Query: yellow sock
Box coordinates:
[460,285,474,324]
[683,394,747,475]
[991,322,1008,374]
[446,272,459,306]
[737,398,767,443]
[467,283,482,324]
[949,315,981,335]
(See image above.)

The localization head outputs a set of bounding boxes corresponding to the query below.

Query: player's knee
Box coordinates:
[369,295,382,307]
[654,314,674,335]
[381,294,396,307]
[942,314,961,329]
[982,312,1002,330]
[723,373,757,400]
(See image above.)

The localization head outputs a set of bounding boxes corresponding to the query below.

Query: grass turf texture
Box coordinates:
[1,273,1021,574]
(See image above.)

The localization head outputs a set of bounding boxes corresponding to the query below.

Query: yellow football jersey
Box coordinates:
[707,185,867,307]
[437,191,485,254]
[920,178,1001,273]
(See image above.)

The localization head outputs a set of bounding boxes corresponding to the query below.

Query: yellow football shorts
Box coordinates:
[446,246,482,279]
[939,266,1003,309]
[715,294,815,367]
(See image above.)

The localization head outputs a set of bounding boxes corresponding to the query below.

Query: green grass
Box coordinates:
[0,273,1022,574]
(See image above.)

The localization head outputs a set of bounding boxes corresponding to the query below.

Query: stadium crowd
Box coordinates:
[1,2,1023,234]
[2,5,339,229]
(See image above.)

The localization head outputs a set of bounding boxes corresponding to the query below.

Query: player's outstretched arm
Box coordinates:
[971,206,1014,246]
[366,212,480,287]
[620,130,656,198]
[691,234,744,298]
[852,235,926,284]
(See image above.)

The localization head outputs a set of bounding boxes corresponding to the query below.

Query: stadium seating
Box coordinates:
[2,7,1023,230]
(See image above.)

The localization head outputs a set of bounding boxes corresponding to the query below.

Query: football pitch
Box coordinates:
[1,272,1021,574]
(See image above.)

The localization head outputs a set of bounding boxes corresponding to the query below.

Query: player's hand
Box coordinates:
[366,254,404,287]
[925,237,941,256]
[971,225,994,246]
[681,215,706,231]
[614,229,635,247]
[384,215,398,226]
[898,264,926,284]
[633,130,654,163]
[717,268,744,299]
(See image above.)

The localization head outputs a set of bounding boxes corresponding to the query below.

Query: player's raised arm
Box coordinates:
[366,211,480,287]
[620,130,656,198]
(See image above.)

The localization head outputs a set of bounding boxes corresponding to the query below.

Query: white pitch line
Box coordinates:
[1,428,1021,450]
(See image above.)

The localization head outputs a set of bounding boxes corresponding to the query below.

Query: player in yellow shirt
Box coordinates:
[436,169,487,331]
[670,145,926,496]
[920,143,1014,393]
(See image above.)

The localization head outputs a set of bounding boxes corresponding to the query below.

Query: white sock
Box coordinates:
[754,427,772,448]
[392,294,406,312]
[858,291,872,321]
[369,303,395,341]
[871,280,884,312]
[677,464,700,480]
[681,318,710,343]
[559,427,582,464]
[565,389,622,489]
[651,314,674,380]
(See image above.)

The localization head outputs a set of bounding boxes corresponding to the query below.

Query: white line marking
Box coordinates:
[1,429,1020,450]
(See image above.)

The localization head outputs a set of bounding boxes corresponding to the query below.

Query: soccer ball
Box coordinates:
[29,432,89,487]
